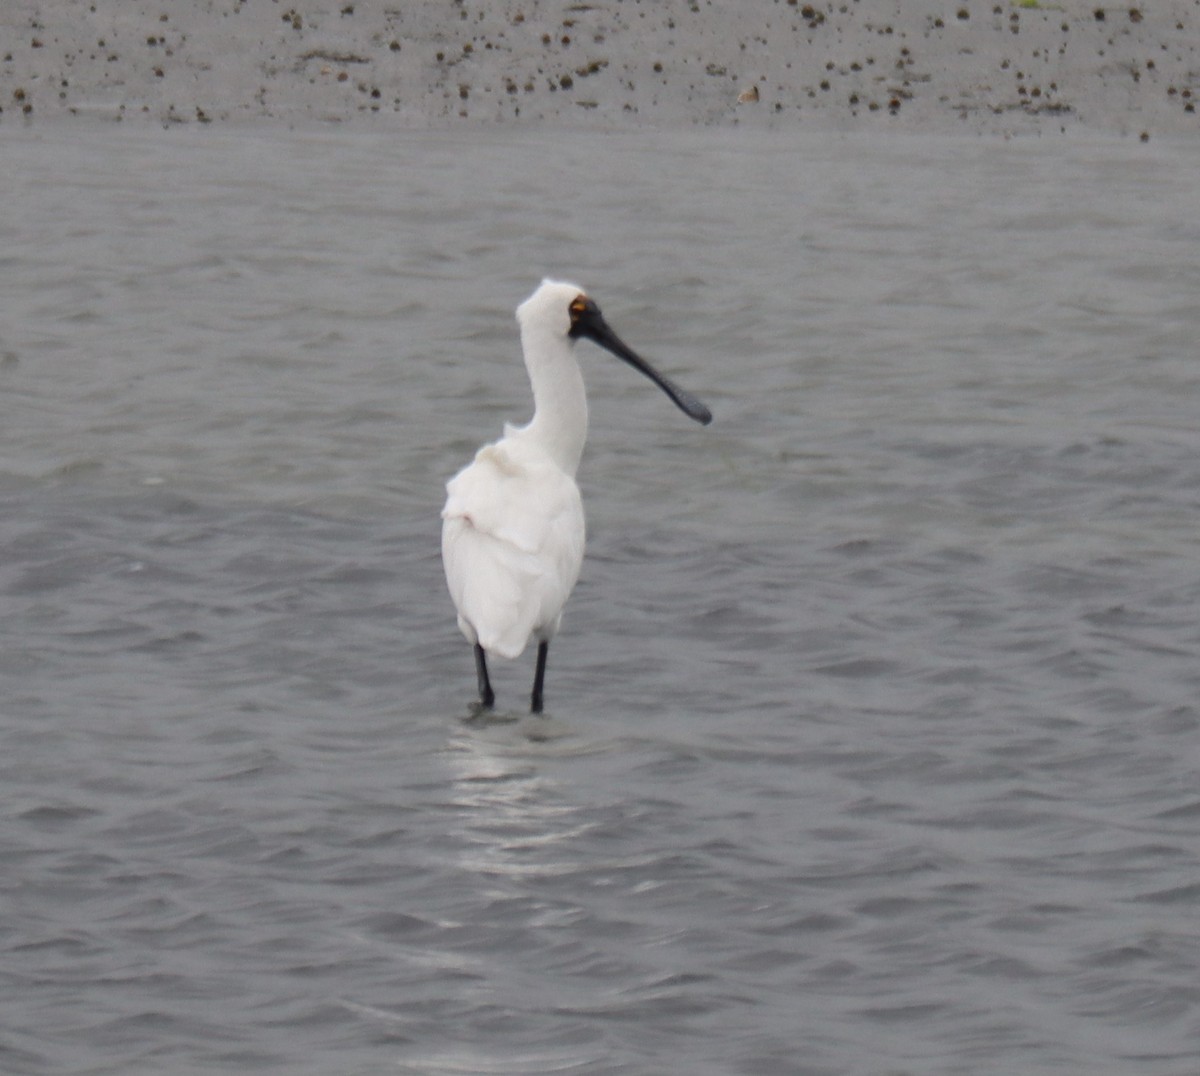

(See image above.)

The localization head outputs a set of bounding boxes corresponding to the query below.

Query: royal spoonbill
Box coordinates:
[441,279,712,714]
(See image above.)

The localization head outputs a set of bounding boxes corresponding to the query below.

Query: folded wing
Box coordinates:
[441,440,585,659]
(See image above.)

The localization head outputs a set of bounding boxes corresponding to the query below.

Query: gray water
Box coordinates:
[2,121,1199,1075]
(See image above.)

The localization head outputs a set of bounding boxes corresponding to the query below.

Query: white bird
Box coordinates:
[441,279,712,714]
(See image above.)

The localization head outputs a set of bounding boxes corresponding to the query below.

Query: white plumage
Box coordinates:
[442,437,585,660]
[441,279,711,713]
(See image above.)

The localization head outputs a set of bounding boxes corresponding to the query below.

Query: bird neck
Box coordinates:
[521,330,589,476]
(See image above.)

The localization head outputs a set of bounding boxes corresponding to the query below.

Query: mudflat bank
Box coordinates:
[1,1,1198,136]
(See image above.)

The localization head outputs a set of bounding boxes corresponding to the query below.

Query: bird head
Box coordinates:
[516,278,712,425]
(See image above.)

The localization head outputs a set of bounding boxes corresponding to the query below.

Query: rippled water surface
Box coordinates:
[3,122,1199,1074]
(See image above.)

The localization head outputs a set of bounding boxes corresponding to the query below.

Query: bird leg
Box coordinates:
[531,639,549,714]
[474,643,495,710]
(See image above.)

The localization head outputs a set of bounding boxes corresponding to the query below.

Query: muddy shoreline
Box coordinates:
[3,1,1197,137]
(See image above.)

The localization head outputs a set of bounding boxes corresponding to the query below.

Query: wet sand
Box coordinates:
[2,1,1197,136]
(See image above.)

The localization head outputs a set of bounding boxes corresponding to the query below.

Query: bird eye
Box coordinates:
[569,296,589,318]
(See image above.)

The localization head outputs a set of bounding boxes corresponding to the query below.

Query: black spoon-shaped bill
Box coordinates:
[569,299,713,426]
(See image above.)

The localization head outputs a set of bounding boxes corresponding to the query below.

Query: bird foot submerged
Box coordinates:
[461,705,556,726]
[456,710,573,747]
[462,702,519,724]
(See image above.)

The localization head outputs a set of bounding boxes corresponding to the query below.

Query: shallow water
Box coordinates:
[2,121,1199,1074]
